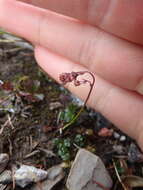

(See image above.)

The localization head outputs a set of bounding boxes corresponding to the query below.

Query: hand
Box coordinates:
[0,0,143,150]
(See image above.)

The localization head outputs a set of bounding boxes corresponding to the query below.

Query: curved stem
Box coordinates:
[83,71,95,107]
[60,71,95,132]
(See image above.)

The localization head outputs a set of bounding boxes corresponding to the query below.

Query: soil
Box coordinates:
[0,33,143,190]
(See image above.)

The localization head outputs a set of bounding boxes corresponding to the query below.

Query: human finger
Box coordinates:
[18,0,143,45]
[1,0,143,93]
[35,45,143,151]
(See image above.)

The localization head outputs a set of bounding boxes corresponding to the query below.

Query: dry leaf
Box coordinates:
[122,175,143,188]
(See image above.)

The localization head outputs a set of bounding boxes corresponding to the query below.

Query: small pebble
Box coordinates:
[113,132,120,139]
[34,93,44,101]
[47,166,63,180]
[0,170,12,184]
[60,162,71,168]
[31,165,65,190]
[0,80,4,85]
[0,154,9,174]
[85,129,94,136]
[85,145,96,153]
[128,143,143,163]
[14,165,48,188]
[98,128,113,137]
[120,135,126,142]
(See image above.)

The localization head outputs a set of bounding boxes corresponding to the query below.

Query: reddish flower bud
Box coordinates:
[59,73,70,85]
[74,80,81,86]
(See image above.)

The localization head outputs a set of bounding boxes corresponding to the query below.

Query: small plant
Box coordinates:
[53,135,86,161]
[59,103,79,124]
[74,134,86,147]
[59,71,95,132]
[53,137,71,161]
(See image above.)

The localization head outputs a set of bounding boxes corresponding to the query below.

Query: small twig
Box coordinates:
[73,143,81,149]
[3,47,24,53]
[24,150,40,159]
[12,168,16,190]
[59,71,95,132]
[0,94,14,104]
[38,148,56,158]
[0,114,14,134]
[7,114,14,129]
[113,159,129,190]
[0,39,16,43]
[0,120,9,135]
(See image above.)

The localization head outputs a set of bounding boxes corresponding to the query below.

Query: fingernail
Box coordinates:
[136,79,143,95]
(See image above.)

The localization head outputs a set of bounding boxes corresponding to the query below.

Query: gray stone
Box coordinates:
[31,165,65,190]
[66,149,113,190]
[113,132,120,139]
[120,135,126,142]
[0,184,8,190]
[14,165,48,188]
[0,154,9,174]
[0,170,12,184]
[128,143,143,163]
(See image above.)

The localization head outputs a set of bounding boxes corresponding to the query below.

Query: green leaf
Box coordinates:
[63,138,71,147]
[74,134,86,147]
[59,104,78,123]
[53,138,62,146]
[60,152,70,161]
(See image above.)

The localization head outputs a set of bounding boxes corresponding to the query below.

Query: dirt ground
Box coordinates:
[0,32,143,190]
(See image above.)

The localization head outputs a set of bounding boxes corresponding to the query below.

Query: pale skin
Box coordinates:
[0,0,143,150]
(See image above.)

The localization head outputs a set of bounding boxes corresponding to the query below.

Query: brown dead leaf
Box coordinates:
[122,175,143,188]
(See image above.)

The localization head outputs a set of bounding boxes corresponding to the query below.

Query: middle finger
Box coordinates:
[18,0,143,46]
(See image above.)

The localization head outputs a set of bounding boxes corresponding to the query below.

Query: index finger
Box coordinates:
[1,0,143,94]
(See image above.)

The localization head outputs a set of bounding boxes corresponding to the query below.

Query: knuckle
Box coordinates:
[87,0,113,26]
[77,31,101,68]
[92,83,114,112]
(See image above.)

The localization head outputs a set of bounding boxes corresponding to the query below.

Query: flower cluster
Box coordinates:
[59,71,89,86]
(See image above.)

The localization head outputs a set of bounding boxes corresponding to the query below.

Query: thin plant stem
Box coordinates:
[113,159,129,190]
[60,71,95,133]
[60,106,84,132]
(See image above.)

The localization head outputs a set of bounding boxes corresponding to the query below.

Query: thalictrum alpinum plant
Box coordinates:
[59,71,95,132]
